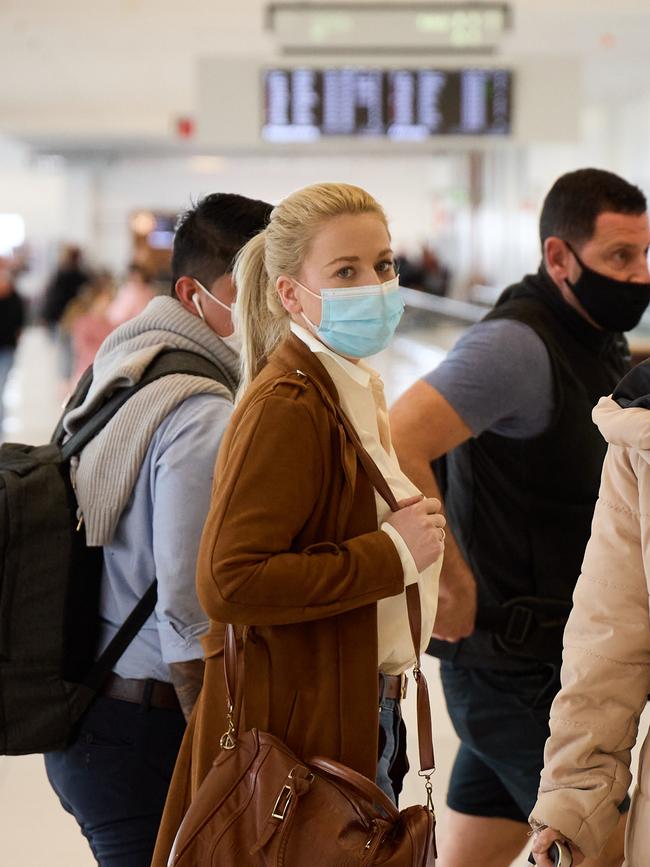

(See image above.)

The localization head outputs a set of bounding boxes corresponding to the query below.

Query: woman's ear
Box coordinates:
[276,275,302,314]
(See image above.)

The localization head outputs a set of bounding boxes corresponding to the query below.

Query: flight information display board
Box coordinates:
[263,67,512,141]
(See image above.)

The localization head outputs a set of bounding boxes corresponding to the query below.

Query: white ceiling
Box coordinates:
[1,0,650,152]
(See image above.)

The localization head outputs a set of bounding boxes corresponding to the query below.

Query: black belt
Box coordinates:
[100,673,181,710]
[476,597,572,664]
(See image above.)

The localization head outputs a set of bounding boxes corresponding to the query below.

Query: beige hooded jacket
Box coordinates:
[530,391,650,865]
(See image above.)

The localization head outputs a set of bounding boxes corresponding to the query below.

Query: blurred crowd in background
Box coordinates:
[0,239,453,436]
[0,245,164,417]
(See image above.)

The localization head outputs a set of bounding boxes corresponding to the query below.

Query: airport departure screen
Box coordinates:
[262,68,512,142]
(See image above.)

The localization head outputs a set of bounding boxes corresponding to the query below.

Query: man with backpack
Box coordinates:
[43,193,272,866]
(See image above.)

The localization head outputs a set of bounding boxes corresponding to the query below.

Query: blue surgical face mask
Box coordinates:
[296,275,404,358]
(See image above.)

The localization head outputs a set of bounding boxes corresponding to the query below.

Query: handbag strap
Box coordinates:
[222,369,436,781]
[297,370,436,777]
[309,756,400,819]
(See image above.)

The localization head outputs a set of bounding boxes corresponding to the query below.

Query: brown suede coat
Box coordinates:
[152,334,404,866]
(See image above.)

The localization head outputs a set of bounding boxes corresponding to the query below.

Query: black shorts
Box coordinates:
[440,660,631,823]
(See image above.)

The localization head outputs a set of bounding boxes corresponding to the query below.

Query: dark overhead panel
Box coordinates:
[262,67,513,140]
[266,2,512,55]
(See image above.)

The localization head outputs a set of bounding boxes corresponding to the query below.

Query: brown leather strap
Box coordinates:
[224,620,238,714]
[408,580,435,771]
[302,372,435,775]
[309,756,399,819]
[415,667,435,772]
[222,370,436,782]
[406,582,423,654]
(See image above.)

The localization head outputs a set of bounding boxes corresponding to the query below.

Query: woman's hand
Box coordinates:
[385,495,446,572]
[531,828,585,866]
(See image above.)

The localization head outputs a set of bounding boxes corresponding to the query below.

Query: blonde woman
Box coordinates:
[153,183,445,865]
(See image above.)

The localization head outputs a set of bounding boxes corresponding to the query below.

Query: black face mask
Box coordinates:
[564,242,650,332]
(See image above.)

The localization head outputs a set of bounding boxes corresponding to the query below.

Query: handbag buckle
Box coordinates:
[219,729,237,751]
[271,784,293,821]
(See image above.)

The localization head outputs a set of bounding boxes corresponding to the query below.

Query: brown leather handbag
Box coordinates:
[168,390,438,867]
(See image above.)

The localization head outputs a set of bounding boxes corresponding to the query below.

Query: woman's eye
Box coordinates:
[336,266,355,279]
[376,260,395,274]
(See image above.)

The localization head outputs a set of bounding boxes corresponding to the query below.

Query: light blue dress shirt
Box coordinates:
[96,392,232,682]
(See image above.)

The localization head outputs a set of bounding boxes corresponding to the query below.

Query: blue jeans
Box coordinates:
[376,697,404,804]
[45,695,185,867]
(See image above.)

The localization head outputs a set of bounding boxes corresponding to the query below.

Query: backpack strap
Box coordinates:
[82,581,158,692]
[61,349,236,697]
[60,349,235,460]
[51,364,95,445]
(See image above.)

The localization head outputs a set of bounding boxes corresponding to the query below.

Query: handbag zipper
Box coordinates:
[361,820,387,864]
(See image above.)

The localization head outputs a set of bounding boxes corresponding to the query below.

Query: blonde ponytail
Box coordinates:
[233,231,289,396]
[233,183,388,395]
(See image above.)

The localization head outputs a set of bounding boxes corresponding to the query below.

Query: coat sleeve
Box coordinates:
[196,389,405,626]
[530,443,650,857]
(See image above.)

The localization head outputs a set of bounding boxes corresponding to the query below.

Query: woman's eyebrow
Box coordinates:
[323,249,393,268]
[324,255,360,267]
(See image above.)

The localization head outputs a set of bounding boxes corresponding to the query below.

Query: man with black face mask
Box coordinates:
[391,168,650,867]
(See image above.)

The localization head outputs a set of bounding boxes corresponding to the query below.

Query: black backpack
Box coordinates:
[0,349,234,755]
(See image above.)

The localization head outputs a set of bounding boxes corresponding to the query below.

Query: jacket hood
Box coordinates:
[593,360,650,449]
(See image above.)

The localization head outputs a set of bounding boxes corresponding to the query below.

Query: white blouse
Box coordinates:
[290,322,442,675]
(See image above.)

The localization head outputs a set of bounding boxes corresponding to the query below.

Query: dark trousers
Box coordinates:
[45,695,185,867]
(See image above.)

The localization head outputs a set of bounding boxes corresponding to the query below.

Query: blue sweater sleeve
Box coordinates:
[424,318,553,438]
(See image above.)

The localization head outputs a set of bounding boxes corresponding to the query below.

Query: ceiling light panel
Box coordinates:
[267,2,512,54]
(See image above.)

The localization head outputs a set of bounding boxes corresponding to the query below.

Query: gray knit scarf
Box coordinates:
[64,296,239,545]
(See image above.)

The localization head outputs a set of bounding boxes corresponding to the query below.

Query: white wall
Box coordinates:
[5,78,650,303]
[56,80,650,296]
[71,152,471,282]
[0,143,474,298]
[470,90,650,292]
[0,143,69,296]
